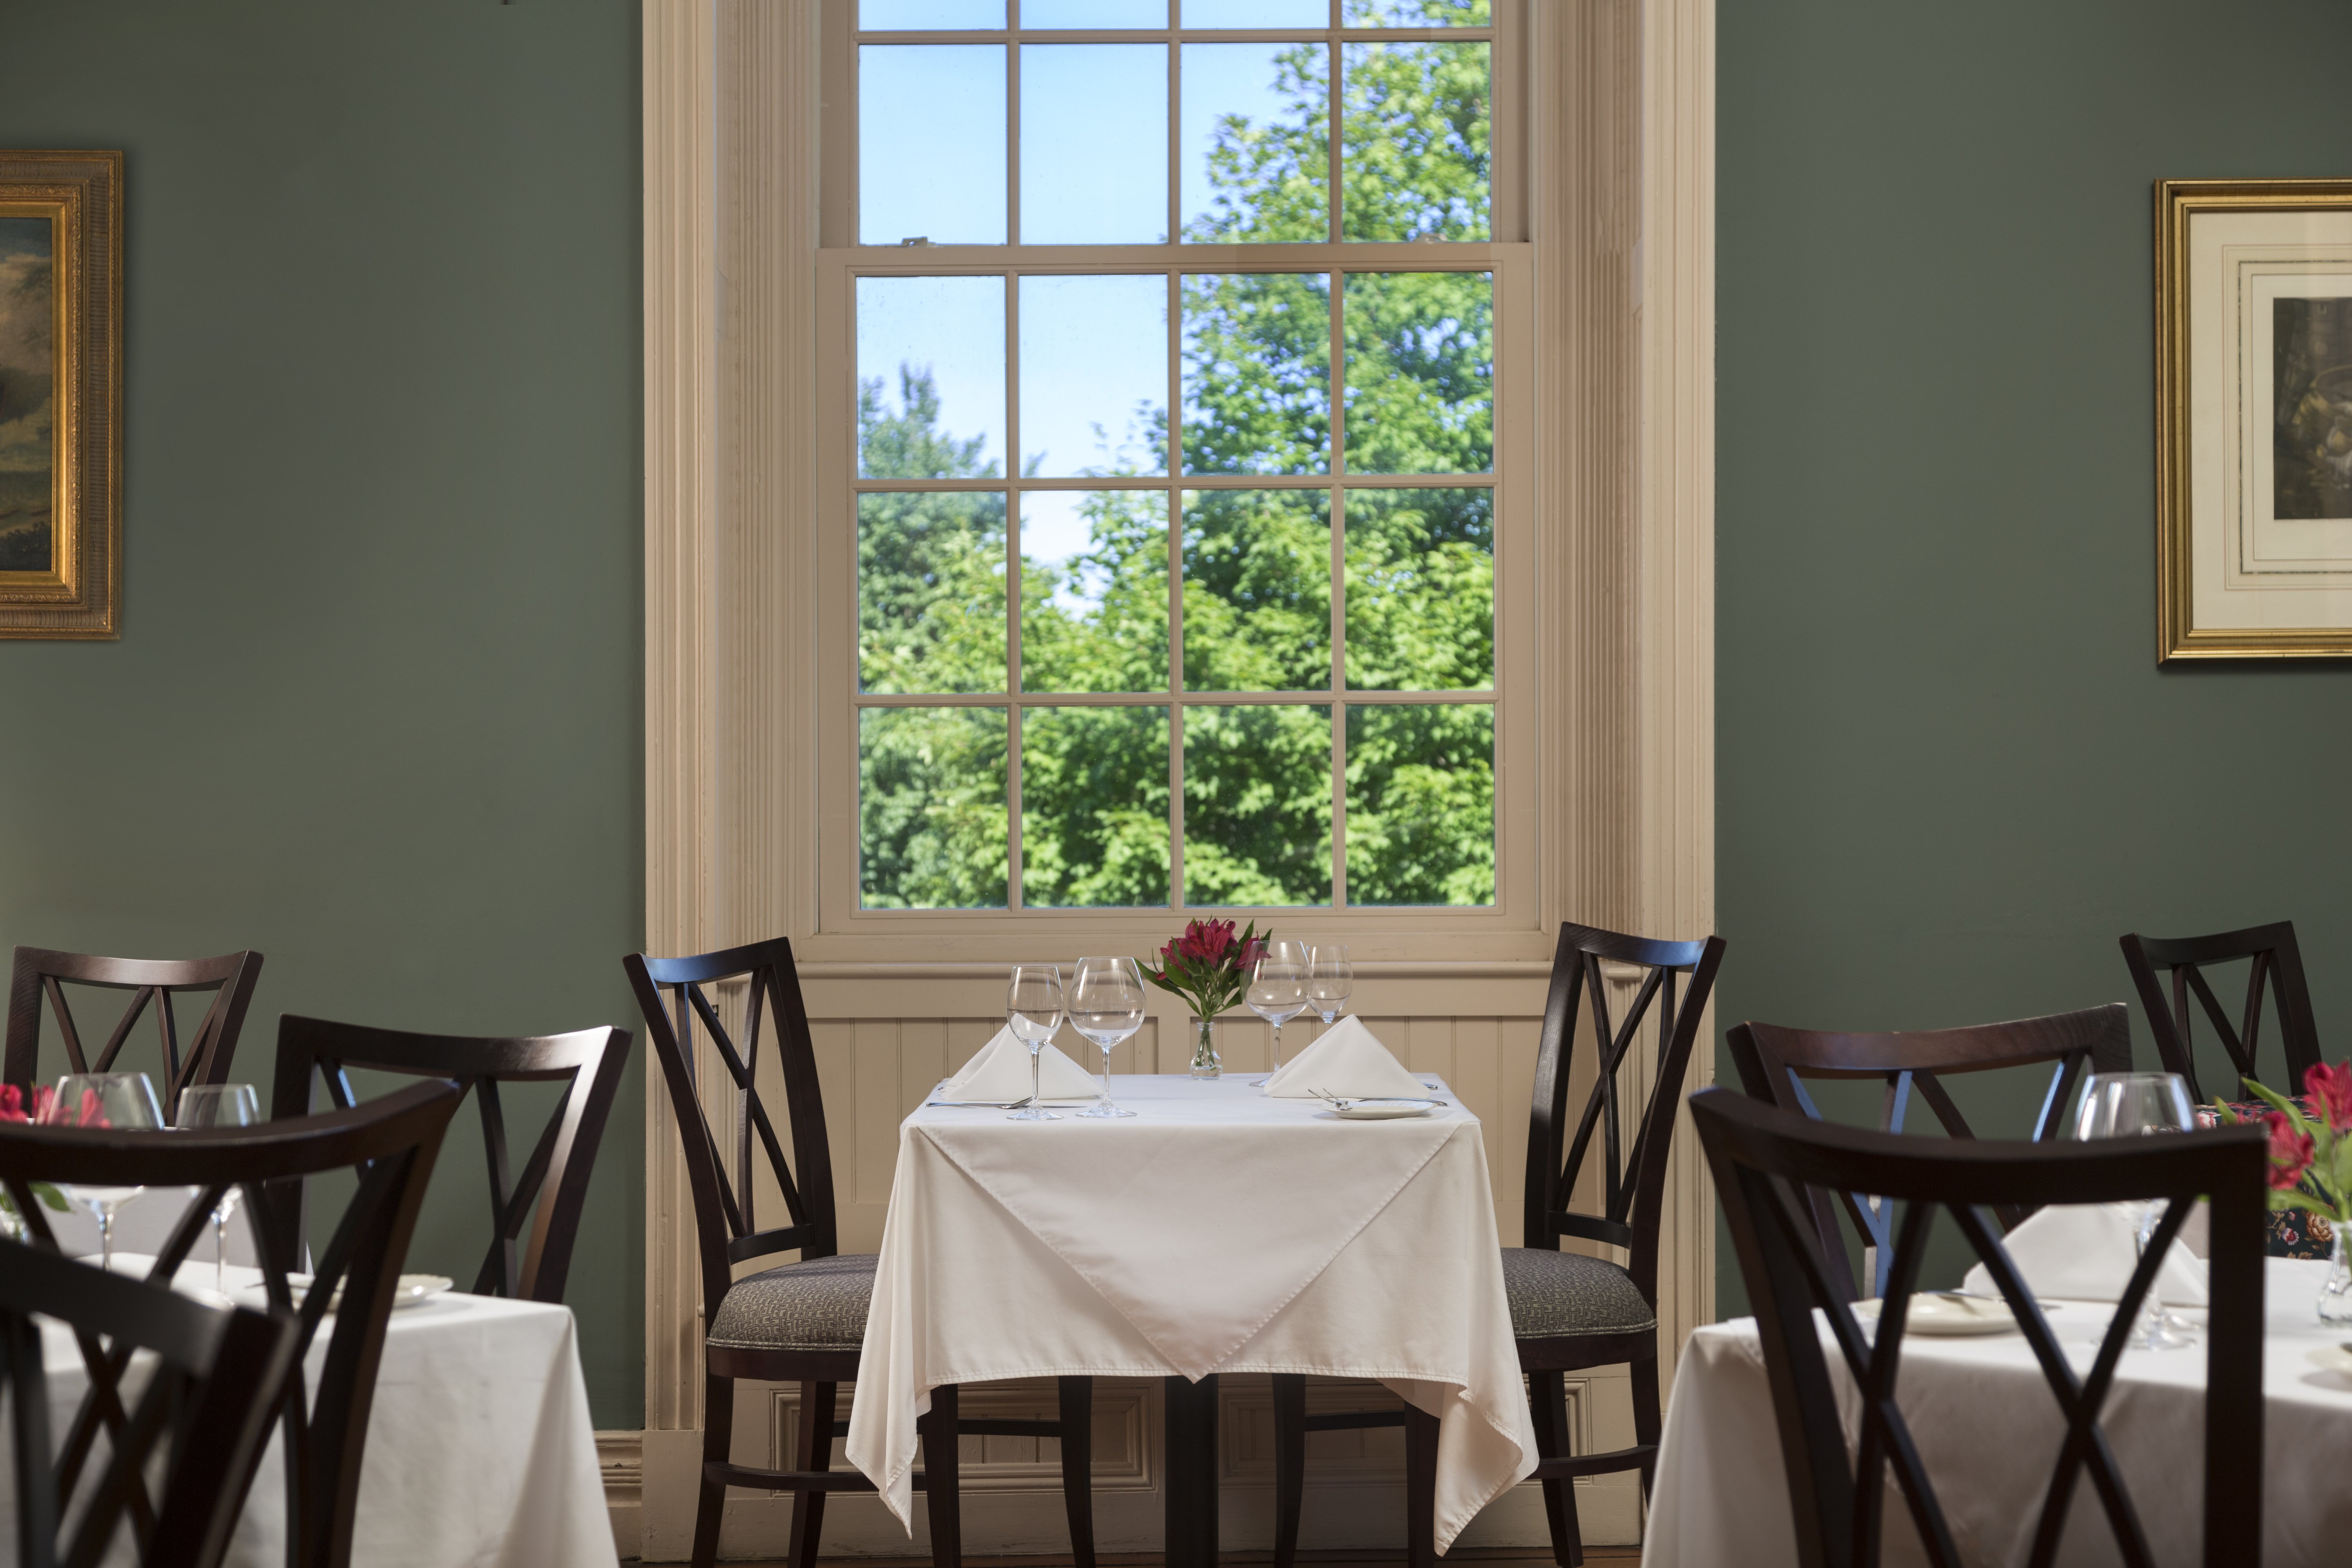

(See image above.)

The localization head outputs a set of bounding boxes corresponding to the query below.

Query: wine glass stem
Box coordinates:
[1031,1047,1042,1108]
[217,1212,229,1294]
[1099,1047,1115,1109]
[1271,1020,1283,1072]
[98,1208,112,1273]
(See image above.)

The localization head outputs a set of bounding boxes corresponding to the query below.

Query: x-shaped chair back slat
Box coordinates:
[1728,1005,2132,1301]
[268,1016,630,1304]
[1691,1088,2267,1568]
[1523,921,1725,1303]
[2121,922,2322,1106]
[625,938,839,1323]
[4,948,265,1124]
[1,1235,299,1568]
[0,1081,459,1568]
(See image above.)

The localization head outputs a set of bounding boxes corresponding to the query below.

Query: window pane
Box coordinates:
[1021,46,1168,244]
[861,707,1009,909]
[860,492,1008,693]
[1180,43,1327,243]
[1344,704,1492,906]
[1184,489,1329,691]
[862,0,1005,26]
[1343,488,1491,690]
[1341,270,1490,474]
[860,47,1007,245]
[1182,273,1331,475]
[1023,491,1169,693]
[1022,706,1171,908]
[1020,275,1169,477]
[1341,0,1491,23]
[1340,42,1488,241]
[1182,705,1332,907]
[1025,0,1166,26]
[858,275,1006,479]
[1184,0,1327,24]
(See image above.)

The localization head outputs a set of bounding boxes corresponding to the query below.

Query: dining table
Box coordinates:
[1644,1256,2352,1568]
[7,1253,617,1568]
[843,1072,1539,1565]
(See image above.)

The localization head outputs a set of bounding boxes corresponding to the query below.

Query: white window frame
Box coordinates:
[815,3,1539,953]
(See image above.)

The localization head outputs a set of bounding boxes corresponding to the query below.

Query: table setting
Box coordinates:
[1650,1065,2352,1568]
[844,926,1539,1562]
[0,1066,617,1568]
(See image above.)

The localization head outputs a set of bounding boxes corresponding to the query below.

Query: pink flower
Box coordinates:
[2306,1062,2352,1133]
[1239,938,1267,971]
[2267,1111,2316,1192]
[0,1085,23,1124]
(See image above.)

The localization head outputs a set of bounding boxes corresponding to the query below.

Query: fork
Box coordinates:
[925,1094,1038,1109]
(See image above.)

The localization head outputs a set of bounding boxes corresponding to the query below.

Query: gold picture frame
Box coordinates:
[0,150,120,640]
[2158,177,2352,661]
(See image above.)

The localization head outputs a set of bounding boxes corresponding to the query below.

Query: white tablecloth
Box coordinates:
[844,1074,1538,1552]
[1646,1258,2352,1568]
[13,1259,616,1568]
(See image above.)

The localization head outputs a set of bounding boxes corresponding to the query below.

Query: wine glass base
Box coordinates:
[1007,1107,1061,1121]
[2128,1325,2197,1351]
[1077,1103,1136,1118]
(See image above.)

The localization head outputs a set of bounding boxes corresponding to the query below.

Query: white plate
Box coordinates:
[1855,1294,2038,1336]
[1329,1098,1441,1120]
[2305,1344,2352,1377]
[240,1274,454,1313]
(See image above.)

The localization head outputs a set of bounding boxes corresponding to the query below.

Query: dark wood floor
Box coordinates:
[636,1552,1641,1566]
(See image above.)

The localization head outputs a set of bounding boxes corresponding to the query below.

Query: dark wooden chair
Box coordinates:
[1270,920,1725,1568]
[1725,1004,2131,1301]
[625,936,1098,1568]
[4,946,264,1121]
[268,1015,630,1303]
[1,1234,301,1568]
[0,1078,463,1568]
[2120,921,2322,1106]
[1690,1086,2265,1568]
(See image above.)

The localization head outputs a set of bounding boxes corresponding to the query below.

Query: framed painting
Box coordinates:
[0,150,120,640]
[2158,178,2352,661]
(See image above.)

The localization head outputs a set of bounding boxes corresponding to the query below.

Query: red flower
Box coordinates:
[0,1085,22,1124]
[1177,919,1238,966]
[1239,938,1267,971]
[2266,1110,2316,1192]
[2307,1062,2352,1133]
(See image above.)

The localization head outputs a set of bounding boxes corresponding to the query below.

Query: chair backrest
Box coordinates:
[1523,920,1726,1305]
[0,1079,462,1568]
[4,947,264,1122]
[1,1235,299,1568]
[268,1016,631,1303]
[1725,1004,2132,1300]
[2120,922,2320,1106]
[1690,1087,2265,1568]
[623,937,837,1320]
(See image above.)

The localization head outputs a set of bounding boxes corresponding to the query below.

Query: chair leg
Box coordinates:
[1057,1375,1097,1568]
[693,1373,733,1568]
[1271,1373,1306,1568]
[1630,1355,1663,1501]
[923,1382,962,1568]
[1404,1402,1439,1568]
[1526,1370,1582,1568]
[788,1381,835,1568]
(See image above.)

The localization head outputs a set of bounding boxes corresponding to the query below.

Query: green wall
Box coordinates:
[1717,0,2352,1311]
[0,2,646,1422]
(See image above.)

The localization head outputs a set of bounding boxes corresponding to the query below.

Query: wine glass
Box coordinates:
[1307,944,1353,1030]
[1247,940,1310,1086]
[52,1072,163,1274]
[1069,957,1145,1119]
[174,1084,261,1294]
[2074,1071,2197,1350]
[1007,965,1066,1122]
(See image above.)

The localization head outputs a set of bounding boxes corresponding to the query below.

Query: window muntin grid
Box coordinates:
[849,2,1501,915]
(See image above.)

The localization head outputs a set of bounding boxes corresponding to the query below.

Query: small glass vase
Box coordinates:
[2321,1227,2352,1325]
[1188,1016,1222,1079]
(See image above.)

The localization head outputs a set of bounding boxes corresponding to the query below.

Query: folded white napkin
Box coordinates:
[942,1027,1102,1102]
[1262,1016,1429,1100]
[1959,1201,2209,1306]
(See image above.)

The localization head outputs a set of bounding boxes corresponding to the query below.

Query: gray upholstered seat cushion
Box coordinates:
[1500,1247,1657,1339]
[707,1252,878,1352]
